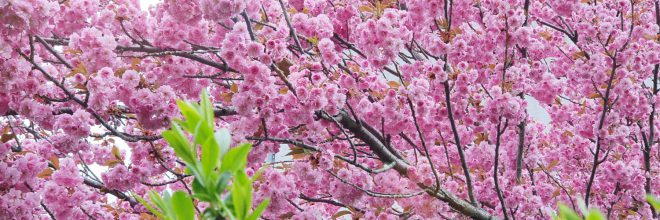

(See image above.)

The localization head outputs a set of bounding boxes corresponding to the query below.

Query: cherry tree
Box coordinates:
[1,0,659,219]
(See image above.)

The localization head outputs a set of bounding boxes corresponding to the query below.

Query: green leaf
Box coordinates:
[162,124,195,165]
[150,191,176,220]
[193,118,214,146]
[584,209,605,220]
[230,187,243,219]
[220,143,252,174]
[162,191,177,220]
[158,90,271,220]
[555,204,581,220]
[214,172,232,198]
[231,171,250,220]
[199,90,214,125]
[188,165,207,190]
[148,191,167,212]
[224,191,233,204]
[647,194,660,211]
[236,170,252,201]
[135,193,167,219]
[191,178,212,202]
[246,199,270,220]
[176,99,201,132]
[220,199,237,220]
[215,128,231,157]
[201,135,220,177]
[224,192,235,217]
[171,191,195,220]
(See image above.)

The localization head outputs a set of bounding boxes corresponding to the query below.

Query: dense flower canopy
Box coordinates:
[1,0,659,219]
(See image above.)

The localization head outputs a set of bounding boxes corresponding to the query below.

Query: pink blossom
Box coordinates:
[0,0,658,218]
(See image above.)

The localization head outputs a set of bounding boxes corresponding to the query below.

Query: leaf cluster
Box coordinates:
[136,91,269,220]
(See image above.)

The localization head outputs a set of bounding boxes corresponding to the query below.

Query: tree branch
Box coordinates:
[443,81,477,206]
[277,0,304,54]
[83,178,138,206]
[494,118,509,220]
[585,54,619,207]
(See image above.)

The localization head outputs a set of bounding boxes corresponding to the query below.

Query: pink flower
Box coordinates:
[52,158,83,187]
[15,153,47,181]
[247,42,264,57]
[200,0,246,21]
[164,0,203,24]
[102,165,137,191]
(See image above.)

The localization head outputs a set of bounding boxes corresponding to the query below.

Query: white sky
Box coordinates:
[139,0,160,10]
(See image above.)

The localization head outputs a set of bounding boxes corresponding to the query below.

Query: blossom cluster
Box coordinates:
[0,0,659,219]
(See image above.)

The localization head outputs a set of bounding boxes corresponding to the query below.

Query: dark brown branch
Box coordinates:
[537,163,577,211]
[317,110,410,174]
[326,170,424,198]
[438,130,454,178]
[35,36,72,69]
[278,0,304,54]
[515,109,526,182]
[444,81,477,206]
[271,64,298,97]
[585,54,619,207]
[118,46,233,72]
[317,109,497,219]
[241,11,256,41]
[494,118,509,220]
[323,111,359,163]
[25,183,56,220]
[40,37,234,72]
[141,176,189,186]
[299,194,356,210]
[333,33,366,58]
[646,2,659,217]
[213,106,238,117]
[3,108,73,117]
[406,97,441,191]
[83,178,138,206]
[247,136,393,174]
